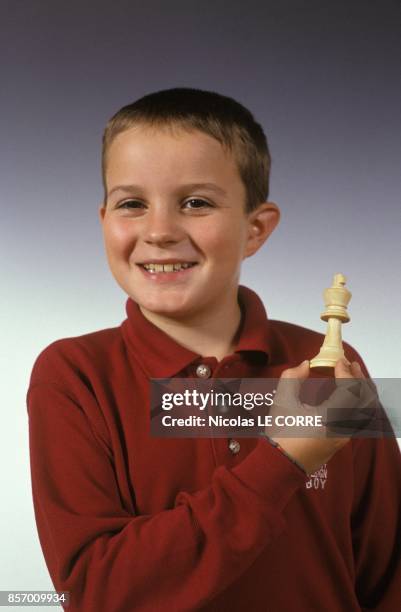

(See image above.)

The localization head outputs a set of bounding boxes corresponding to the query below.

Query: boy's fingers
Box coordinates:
[335,358,366,380]
[274,360,309,407]
[322,358,379,435]
[334,358,363,403]
[349,361,379,397]
[336,357,377,394]
[335,357,377,399]
[280,360,310,380]
[335,357,354,379]
[350,361,365,379]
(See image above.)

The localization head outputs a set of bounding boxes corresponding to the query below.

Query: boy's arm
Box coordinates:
[27,381,306,612]
[345,344,401,609]
[352,435,401,610]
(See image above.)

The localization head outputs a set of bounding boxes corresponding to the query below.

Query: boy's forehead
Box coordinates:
[109,124,230,161]
[106,124,242,192]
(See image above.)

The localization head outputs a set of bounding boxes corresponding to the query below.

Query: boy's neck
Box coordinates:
[139,293,242,362]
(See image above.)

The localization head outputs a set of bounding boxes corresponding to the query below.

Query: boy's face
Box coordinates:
[99,124,279,323]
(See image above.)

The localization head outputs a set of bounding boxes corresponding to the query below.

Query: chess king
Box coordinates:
[310,274,352,370]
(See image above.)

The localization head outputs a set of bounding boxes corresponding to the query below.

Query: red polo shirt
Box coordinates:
[27,286,401,611]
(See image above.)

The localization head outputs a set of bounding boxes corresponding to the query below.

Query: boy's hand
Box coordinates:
[269,358,373,475]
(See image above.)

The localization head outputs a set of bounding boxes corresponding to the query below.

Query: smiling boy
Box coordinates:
[100,119,278,360]
[27,88,401,611]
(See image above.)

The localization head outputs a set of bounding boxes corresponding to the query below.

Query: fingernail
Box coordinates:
[353,362,362,372]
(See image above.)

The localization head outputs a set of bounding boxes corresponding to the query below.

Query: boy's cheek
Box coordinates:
[204,223,246,250]
[104,220,137,249]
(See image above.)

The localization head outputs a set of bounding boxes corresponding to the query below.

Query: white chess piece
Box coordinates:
[310,273,351,370]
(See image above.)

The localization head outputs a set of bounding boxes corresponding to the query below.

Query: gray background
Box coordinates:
[1,0,400,603]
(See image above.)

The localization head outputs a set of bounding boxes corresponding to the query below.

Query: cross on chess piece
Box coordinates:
[309,273,352,371]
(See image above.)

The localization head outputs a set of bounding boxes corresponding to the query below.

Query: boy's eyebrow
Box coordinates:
[107,182,227,199]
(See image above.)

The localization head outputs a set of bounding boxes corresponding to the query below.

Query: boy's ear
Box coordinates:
[98,204,106,222]
[244,202,280,258]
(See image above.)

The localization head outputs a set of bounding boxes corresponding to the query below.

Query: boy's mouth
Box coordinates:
[137,262,198,274]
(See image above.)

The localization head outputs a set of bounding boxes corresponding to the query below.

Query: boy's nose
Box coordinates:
[143,207,184,246]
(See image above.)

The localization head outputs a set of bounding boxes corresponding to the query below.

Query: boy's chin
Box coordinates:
[138,300,195,320]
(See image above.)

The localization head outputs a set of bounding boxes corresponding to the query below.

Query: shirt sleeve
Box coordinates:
[337,341,401,609]
[352,436,401,610]
[27,380,306,612]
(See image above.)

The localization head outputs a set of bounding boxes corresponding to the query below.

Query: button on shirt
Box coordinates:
[196,364,211,378]
[228,439,241,454]
[26,285,401,612]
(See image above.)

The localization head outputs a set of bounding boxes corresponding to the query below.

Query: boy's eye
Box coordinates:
[117,200,145,210]
[114,198,213,213]
[183,198,212,210]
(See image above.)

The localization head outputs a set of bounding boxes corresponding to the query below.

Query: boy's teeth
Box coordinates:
[143,262,195,273]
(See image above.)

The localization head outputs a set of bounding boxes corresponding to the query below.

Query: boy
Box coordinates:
[27,88,401,611]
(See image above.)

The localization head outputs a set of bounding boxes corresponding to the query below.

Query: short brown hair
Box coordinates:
[101,87,271,212]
